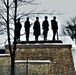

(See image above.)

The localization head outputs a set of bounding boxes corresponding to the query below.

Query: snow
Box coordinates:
[0,54,10,56]
[15,60,51,63]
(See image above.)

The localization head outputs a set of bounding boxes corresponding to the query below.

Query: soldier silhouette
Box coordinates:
[51,16,58,40]
[16,18,22,41]
[42,16,49,41]
[33,17,40,41]
[24,17,30,41]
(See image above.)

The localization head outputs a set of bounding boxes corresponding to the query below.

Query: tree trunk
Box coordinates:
[7,0,13,75]
[7,0,17,75]
[11,0,18,75]
[11,56,15,75]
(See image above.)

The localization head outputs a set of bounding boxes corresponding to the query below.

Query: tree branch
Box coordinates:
[0,14,7,22]
[1,0,7,7]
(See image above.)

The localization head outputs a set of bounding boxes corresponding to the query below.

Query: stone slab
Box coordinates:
[14,40,63,44]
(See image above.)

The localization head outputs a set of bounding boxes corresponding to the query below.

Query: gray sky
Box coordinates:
[37,0,76,17]
[24,0,76,18]
[22,0,76,26]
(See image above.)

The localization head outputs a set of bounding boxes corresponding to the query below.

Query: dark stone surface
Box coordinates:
[16,40,63,44]
[0,49,5,54]
[5,44,72,49]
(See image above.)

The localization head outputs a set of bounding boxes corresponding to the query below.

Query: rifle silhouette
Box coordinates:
[57,30,59,40]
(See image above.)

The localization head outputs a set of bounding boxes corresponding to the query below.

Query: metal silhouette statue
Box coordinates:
[42,16,49,41]
[51,16,58,40]
[16,18,22,41]
[33,17,41,41]
[24,17,30,41]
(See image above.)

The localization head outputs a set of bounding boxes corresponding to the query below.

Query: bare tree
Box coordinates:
[0,0,39,75]
[63,17,76,44]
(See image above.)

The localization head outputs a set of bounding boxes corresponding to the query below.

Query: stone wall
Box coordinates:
[5,44,75,75]
[0,54,11,75]
[15,62,50,75]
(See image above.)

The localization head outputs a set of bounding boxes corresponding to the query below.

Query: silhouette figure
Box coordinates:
[42,16,49,41]
[16,18,22,41]
[33,17,40,41]
[24,17,30,41]
[51,16,58,40]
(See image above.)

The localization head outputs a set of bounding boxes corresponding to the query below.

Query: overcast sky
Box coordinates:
[21,0,76,28]
[24,0,76,20]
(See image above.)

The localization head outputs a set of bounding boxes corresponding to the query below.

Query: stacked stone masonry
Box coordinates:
[5,44,75,75]
[0,54,11,75]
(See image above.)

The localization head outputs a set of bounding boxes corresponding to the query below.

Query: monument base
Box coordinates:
[5,44,75,75]
[16,40,62,44]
